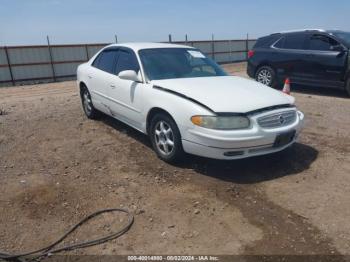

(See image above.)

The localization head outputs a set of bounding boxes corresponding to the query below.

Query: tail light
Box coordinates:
[248,50,255,59]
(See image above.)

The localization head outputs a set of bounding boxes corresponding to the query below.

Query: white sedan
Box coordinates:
[77,43,304,163]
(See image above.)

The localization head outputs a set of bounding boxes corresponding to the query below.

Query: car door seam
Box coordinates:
[91,90,141,113]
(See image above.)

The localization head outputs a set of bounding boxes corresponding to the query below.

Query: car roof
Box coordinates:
[105,42,194,52]
[327,30,350,34]
[279,28,326,34]
[269,29,349,36]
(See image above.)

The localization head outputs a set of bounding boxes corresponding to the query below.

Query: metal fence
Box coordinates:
[0,38,256,87]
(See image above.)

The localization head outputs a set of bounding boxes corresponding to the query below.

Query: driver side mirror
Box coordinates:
[118,70,142,82]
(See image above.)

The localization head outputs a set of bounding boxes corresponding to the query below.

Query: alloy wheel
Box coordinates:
[257,69,272,86]
[154,120,175,156]
[83,90,92,115]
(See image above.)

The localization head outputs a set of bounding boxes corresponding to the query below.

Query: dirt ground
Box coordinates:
[0,62,350,258]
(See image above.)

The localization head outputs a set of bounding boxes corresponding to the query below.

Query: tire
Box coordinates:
[255,66,277,88]
[149,113,184,163]
[345,77,350,97]
[81,87,100,119]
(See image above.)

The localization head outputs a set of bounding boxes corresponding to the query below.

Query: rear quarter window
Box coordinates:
[254,35,280,48]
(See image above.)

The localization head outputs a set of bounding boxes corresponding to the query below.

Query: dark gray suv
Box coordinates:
[247,29,350,96]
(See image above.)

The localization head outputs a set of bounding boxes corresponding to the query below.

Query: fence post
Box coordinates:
[115,35,118,43]
[229,39,233,63]
[211,34,215,60]
[168,34,172,43]
[4,46,15,86]
[47,35,56,82]
[185,34,188,44]
[245,33,249,61]
[85,44,89,61]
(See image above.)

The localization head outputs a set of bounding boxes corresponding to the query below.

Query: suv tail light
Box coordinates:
[248,50,255,59]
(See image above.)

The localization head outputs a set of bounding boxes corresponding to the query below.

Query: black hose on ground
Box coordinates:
[0,208,134,262]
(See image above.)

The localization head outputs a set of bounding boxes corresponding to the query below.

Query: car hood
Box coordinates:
[151,76,294,113]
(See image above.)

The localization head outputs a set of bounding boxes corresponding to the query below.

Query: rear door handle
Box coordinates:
[88,75,92,79]
[110,84,116,89]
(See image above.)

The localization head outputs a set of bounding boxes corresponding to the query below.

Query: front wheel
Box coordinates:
[255,66,277,88]
[149,113,184,163]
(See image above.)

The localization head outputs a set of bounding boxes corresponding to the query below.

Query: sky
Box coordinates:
[0,0,349,46]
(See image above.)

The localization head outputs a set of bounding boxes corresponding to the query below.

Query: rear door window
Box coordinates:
[308,34,339,51]
[273,34,307,50]
[282,34,307,50]
[92,49,119,74]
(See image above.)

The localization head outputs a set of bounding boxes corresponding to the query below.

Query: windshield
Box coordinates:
[332,32,350,47]
[138,48,228,81]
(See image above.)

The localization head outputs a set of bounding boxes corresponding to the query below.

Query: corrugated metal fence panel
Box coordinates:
[231,52,247,61]
[87,45,106,59]
[248,40,257,50]
[214,53,231,63]
[0,67,11,82]
[8,47,50,64]
[12,64,53,80]
[0,48,12,83]
[51,46,87,62]
[175,40,248,62]
[191,41,212,53]
[54,62,80,77]
[214,41,231,53]
[0,48,8,65]
[231,40,247,52]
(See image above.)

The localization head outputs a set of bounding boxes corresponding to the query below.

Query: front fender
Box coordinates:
[142,86,214,137]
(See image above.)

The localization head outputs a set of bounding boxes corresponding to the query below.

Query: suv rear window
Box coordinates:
[274,34,306,50]
[254,36,275,48]
[274,37,285,48]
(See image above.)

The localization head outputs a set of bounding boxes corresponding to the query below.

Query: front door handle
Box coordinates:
[88,75,92,79]
[110,84,116,89]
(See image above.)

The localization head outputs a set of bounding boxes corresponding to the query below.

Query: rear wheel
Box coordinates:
[149,113,184,163]
[81,87,100,119]
[255,66,277,88]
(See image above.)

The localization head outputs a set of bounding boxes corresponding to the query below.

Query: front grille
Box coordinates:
[257,110,297,129]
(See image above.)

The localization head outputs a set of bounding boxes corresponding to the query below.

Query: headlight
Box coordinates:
[191,115,250,130]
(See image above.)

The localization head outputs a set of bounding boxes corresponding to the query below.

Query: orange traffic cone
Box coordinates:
[282,78,291,95]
